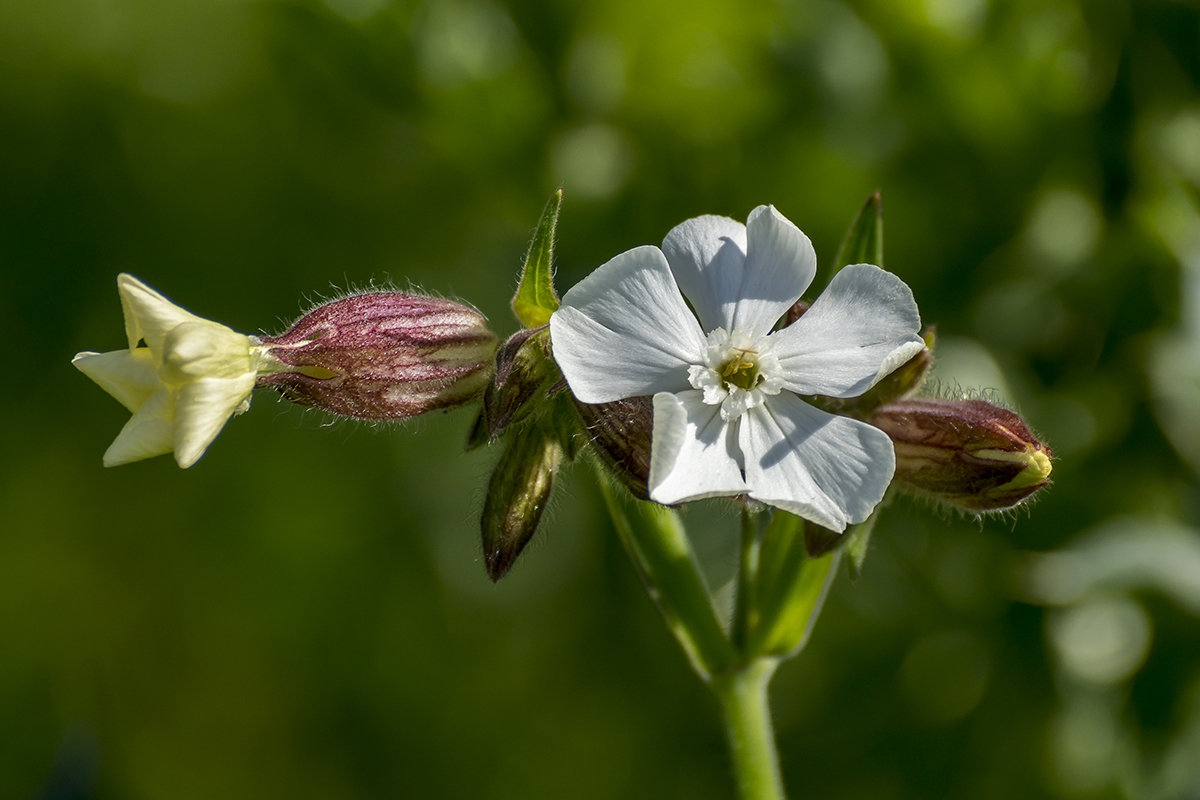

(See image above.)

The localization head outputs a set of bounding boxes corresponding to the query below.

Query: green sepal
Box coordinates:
[743,511,839,659]
[842,513,880,581]
[549,394,586,461]
[478,327,564,443]
[511,189,563,328]
[598,477,736,680]
[571,395,654,500]
[833,191,884,274]
[481,425,564,581]
[801,510,882,578]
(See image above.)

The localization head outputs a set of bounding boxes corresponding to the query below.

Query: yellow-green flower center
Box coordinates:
[720,347,761,391]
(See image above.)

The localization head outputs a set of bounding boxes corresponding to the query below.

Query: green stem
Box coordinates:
[731,508,761,650]
[711,660,785,800]
[597,476,736,678]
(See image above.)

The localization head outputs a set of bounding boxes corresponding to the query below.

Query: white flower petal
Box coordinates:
[172,374,256,468]
[550,245,706,403]
[661,214,748,332]
[649,391,747,504]
[72,348,160,412]
[103,388,174,467]
[740,393,895,531]
[117,273,204,353]
[734,205,817,336]
[770,263,924,398]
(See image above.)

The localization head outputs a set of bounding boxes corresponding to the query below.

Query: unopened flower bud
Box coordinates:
[871,397,1053,512]
[573,395,654,501]
[479,327,564,441]
[257,293,497,419]
[481,427,563,581]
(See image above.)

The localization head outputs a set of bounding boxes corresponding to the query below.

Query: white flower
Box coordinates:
[73,274,269,468]
[549,205,924,531]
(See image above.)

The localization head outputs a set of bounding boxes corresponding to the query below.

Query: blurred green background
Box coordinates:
[3,0,1199,797]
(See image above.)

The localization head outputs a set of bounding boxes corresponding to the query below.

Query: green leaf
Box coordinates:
[598,478,736,679]
[511,189,563,328]
[744,511,840,659]
[832,191,884,273]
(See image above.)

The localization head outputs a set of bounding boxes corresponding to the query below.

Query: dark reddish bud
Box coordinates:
[573,395,654,501]
[871,397,1053,512]
[256,293,496,419]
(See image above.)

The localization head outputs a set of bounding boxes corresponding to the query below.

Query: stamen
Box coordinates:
[720,347,760,391]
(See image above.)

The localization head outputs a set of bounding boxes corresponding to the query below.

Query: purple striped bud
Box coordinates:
[256,293,497,419]
[871,397,1053,512]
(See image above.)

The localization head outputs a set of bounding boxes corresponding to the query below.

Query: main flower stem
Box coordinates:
[710,659,785,800]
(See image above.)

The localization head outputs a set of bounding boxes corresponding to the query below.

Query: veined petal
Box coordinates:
[118,273,205,354]
[661,214,748,332]
[172,373,256,468]
[649,391,747,505]
[734,205,816,337]
[72,348,160,412]
[740,393,895,531]
[103,387,174,467]
[160,320,254,386]
[771,263,924,398]
[550,245,706,403]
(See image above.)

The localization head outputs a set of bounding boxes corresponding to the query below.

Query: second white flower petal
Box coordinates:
[649,391,748,505]
[733,205,817,337]
[550,245,707,403]
[661,214,749,333]
[740,392,896,531]
[771,264,924,398]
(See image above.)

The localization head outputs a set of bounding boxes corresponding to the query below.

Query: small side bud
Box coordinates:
[481,428,563,581]
[257,293,497,419]
[871,397,1053,512]
[573,395,654,501]
[479,327,565,441]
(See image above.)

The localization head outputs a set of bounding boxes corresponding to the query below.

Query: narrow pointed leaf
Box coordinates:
[832,191,884,274]
[745,511,840,659]
[511,189,563,328]
[843,513,880,581]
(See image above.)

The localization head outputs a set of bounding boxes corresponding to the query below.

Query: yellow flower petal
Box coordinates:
[172,373,256,468]
[117,273,205,354]
[103,388,174,467]
[72,348,159,413]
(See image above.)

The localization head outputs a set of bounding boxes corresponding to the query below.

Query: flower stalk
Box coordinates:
[711,659,785,800]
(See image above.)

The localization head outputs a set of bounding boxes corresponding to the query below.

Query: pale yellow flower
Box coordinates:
[73,274,269,468]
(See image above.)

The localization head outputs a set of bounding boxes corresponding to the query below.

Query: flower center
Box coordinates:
[719,348,762,391]
[688,328,783,421]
